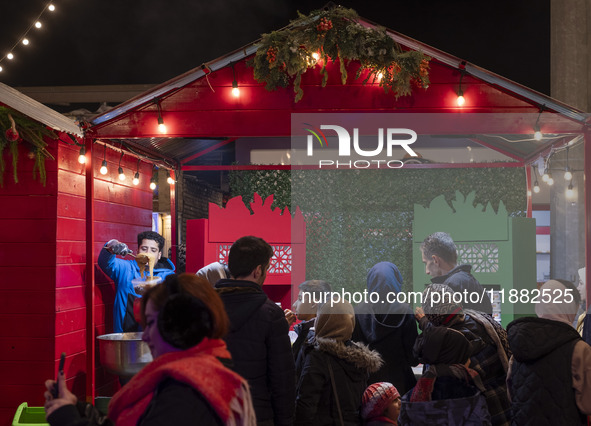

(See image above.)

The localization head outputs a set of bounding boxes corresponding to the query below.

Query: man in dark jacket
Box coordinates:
[215,236,295,426]
[420,232,492,314]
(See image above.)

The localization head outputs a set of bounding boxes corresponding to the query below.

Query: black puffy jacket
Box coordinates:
[216,279,295,426]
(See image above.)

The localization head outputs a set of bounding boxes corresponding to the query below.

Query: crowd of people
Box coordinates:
[42,232,591,425]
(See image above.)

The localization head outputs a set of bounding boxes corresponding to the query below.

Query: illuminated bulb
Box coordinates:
[564,168,573,181]
[78,147,86,164]
[566,183,574,198]
[167,173,174,185]
[157,116,167,134]
[0,66,3,72]
[376,72,384,81]
[118,167,126,181]
[456,93,465,107]
[542,171,549,182]
[547,173,554,186]
[48,4,55,11]
[533,181,540,194]
[312,52,320,61]
[533,129,543,141]
[132,172,140,186]
[232,80,240,97]
[22,39,29,46]
[100,160,108,175]
[7,53,14,60]
[150,181,157,190]
[35,21,42,29]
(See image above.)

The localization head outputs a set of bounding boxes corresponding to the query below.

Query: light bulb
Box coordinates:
[7,53,14,60]
[167,174,174,185]
[534,130,543,141]
[0,66,4,72]
[48,4,55,11]
[35,21,42,29]
[100,160,108,175]
[542,172,549,182]
[157,116,167,134]
[150,181,157,190]
[533,181,540,193]
[456,94,465,107]
[376,72,384,82]
[564,168,573,181]
[22,39,29,46]
[118,167,126,181]
[78,147,86,164]
[547,174,554,186]
[132,172,140,186]
[232,80,240,97]
[566,184,574,198]
[312,52,320,61]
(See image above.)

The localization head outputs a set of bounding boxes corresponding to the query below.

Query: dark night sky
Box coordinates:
[0,0,550,94]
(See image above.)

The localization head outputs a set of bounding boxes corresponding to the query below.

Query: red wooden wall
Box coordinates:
[0,137,154,425]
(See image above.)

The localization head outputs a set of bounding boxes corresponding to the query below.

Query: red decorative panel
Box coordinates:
[187,193,306,309]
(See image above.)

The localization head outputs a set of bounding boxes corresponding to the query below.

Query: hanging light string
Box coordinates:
[0,2,57,72]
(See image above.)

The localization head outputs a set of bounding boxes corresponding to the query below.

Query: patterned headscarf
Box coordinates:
[422,284,464,326]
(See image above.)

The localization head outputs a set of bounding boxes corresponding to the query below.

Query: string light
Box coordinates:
[78,146,86,164]
[156,100,167,134]
[456,70,466,107]
[0,2,60,73]
[132,158,140,185]
[231,63,240,97]
[100,144,108,175]
[150,166,158,190]
[532,165,540,194]
[117,152,126,181]
[546,172,554,186]
[564,146,572,180]
[167,170,174,185]
[566,182,575,198]
[533,106,544,141]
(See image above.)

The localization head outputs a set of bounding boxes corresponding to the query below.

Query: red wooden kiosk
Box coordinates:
[1,10,590,426]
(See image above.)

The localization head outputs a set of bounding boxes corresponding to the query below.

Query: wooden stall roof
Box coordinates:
[88,14,587,165]
[0,82,83,137]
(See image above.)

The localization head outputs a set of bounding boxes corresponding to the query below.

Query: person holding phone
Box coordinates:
[43,273,256,426]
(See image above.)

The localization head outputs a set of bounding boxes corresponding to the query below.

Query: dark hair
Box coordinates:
[555,278,581,308]
[420,232,458,264]
[137,231,165,253]
[141,273,229,349]
[228,236,273,279]
[299,280,332,297]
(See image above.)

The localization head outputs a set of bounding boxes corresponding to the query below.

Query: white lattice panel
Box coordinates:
[457,243,499,273]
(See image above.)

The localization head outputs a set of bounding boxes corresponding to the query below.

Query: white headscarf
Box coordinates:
[535,279,579,325]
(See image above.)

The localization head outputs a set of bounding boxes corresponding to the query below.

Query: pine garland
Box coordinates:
[250,7,430,102]
[0,106,57,186]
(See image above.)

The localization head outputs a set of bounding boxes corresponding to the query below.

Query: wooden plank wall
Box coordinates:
[0,138,154,425]
[0,140,58,424]
[56,141,153,399]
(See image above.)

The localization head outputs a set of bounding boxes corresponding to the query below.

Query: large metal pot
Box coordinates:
[97,332,153,379]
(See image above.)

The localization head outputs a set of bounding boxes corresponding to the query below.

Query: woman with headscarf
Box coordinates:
[399,326,491,425]
[415,284,511,426]
[44,273,256,426]
[295,301,383,426]
[507,279,591,425]
[352,262,418,395]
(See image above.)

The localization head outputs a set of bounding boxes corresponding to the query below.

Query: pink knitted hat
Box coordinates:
[361,382,400,419]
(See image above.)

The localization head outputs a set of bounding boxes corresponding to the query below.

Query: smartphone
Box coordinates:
[51,352,66,398]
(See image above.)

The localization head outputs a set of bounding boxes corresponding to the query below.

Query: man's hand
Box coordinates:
[106,239,130,256]
[284,309,297,326]
[414,306,425,321]
[44,372,77,417]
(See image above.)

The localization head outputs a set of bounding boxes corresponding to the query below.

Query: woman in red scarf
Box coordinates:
[44,273,256,426]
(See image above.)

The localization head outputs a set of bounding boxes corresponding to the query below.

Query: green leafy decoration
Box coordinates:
[250,7,430,102]
[0,106,57,186]
[230,167,526,293]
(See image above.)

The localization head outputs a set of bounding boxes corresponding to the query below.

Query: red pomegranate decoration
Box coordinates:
[5,114,19,141]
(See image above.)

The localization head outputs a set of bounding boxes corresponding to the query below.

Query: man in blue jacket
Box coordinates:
[98,231,175,333]
[215,236,295,426]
